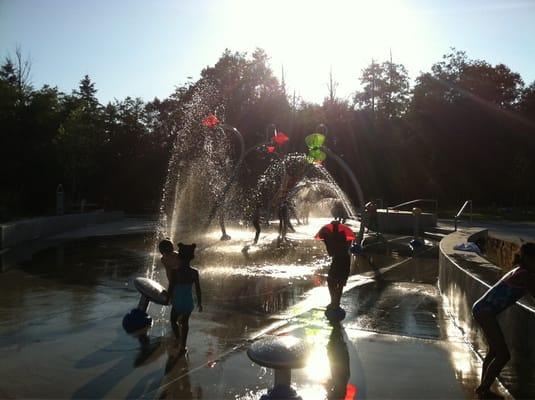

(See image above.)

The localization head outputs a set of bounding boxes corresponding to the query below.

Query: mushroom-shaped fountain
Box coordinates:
[247,335,307,400]
[122,277,168,333]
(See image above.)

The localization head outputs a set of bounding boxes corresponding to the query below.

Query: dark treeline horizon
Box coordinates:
[1,47,535,222]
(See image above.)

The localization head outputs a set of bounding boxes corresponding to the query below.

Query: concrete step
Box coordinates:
[423,231,448,241]
[428,226,454,235]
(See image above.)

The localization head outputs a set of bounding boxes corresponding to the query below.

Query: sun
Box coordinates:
[224,0,420,102]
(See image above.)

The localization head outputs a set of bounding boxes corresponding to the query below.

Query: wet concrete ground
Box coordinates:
[0,219,511,399]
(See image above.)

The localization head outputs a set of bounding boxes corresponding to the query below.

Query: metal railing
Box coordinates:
[454,200,473,231]
[386,199,438,215]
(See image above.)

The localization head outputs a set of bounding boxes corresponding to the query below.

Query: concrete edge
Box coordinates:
[439,228,535,398]
[439,229,535,313]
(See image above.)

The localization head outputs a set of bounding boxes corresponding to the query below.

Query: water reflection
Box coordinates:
[130,330,204,399]
[298,322,364,400]
[0,230,328,335]
[160,353,200,399]
[1,223,450,399]
[326,323,351,400]
[72,328,154,399]
[135,330,167,368]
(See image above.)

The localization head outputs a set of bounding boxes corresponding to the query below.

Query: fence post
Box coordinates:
[56,184,64,216]
[413,207,422,239]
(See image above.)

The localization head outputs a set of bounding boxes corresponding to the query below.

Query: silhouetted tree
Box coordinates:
[354,60,410,120]
[520,82,535,118]
[1,47,535,222]
[54,75,103,202]
[200,48,290,143]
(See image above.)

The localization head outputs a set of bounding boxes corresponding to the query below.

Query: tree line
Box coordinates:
[1,47,534,222]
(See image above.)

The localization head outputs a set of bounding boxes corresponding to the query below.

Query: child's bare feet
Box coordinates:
[177,346,188,357]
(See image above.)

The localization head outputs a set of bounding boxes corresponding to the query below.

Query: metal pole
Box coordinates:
[322,147,366,245]
[273,369,291,388]
[137,295,150,312]
[56,184,64,216]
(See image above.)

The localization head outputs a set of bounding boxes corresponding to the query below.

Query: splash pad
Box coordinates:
[151,86,366,248]
[127,83,369,331]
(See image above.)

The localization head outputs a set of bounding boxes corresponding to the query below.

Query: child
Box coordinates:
[159,240,203,351]
[168,243,202,355]
[159,238,180,288]
[472,243,535,398]
[316,221,353,311]
[159,239,181,337]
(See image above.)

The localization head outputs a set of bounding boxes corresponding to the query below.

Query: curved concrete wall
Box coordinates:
[439,230,535,398]
[484,235,521,272]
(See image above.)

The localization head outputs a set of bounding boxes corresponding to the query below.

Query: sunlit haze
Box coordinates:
[1,0,535,103]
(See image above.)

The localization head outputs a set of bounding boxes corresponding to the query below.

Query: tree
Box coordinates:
[54,75,104,201]
[408,49,533,206]
[414,49,524,110]
[0,76,63,218]
[199,48,290,142]
[77,75,98,104]
[354,59,410,120]
[3,46,535,221]
[0,59,18,86]
[519,82,535,118]
[13,47,32,94]
[326,67,339,103]
[354,60,380,117]
[0,47,32,103]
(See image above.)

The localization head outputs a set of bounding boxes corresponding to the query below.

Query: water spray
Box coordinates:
[201,115,245,238]
[205,120,290,240]
[305,124,366,253]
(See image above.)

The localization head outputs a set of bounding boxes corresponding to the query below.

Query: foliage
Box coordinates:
[1,47,534,221]
[354,60,410,119]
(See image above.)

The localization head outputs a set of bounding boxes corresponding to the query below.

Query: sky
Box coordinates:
[1,0,535,104]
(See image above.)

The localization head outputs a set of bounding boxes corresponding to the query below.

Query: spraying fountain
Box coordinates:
[204,122,288,241]
[207,122,366,248]
[304,124,366,253]
[121,75,368,331]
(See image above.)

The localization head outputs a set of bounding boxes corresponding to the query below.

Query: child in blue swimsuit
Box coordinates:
[472,243,535,398]
[161,241,202,354]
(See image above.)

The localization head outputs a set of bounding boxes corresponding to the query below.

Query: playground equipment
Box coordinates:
[204,121,289,241]
[247,335,307,400]
[305,124,366,253]
[122,277,168,333]
[325,305,347,322]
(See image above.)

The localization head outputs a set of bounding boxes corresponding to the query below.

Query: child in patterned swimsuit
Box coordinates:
[472,243,535,398]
